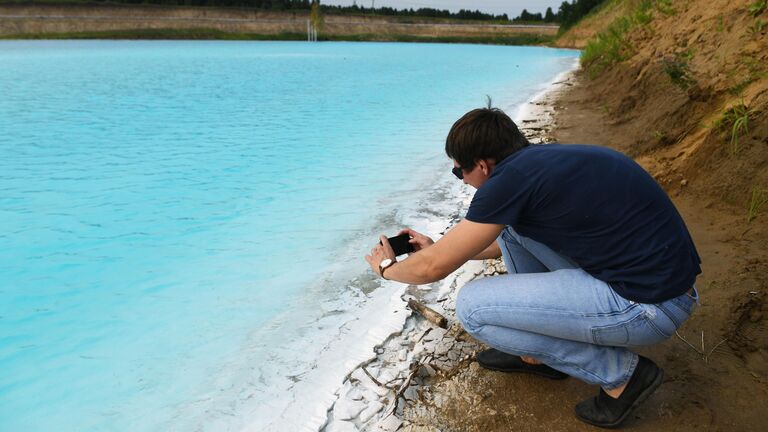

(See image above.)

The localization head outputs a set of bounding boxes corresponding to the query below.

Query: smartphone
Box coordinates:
[381,233,415,256]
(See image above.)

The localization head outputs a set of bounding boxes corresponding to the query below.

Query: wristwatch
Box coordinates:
[379,258,395,279]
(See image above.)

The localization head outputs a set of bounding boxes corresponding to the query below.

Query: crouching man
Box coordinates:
[365,106,701,428]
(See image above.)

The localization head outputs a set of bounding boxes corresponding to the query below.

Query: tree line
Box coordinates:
[30,0,603,26]
[514,0,606,29]
[65,0,509,20]
[322,4,509,21]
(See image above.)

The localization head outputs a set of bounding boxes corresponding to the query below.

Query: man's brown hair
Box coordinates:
[445,107,530,169]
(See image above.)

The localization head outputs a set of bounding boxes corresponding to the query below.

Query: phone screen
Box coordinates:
[382,233,415,256]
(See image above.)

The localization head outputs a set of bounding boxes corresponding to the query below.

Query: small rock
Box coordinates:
[359,400,386,423]
[427,327,447,341]
[403,386,419,401]
[680,179,688,186]
[418,365,437,377]
[398,349,408,361]
[373,385,391,397]
[362,389,380,402]
[333,398,366,421]
[378,370,396,385]
[434,341,453,356]
[434,360,451,371]
[346,387,364,401]
[350,368,369,383]
[377,415,403,431]
[396,400,406,417]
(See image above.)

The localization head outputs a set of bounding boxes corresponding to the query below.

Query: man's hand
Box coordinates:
[397,228,434,253]
[364,221,503,285]
[365,235,397,277]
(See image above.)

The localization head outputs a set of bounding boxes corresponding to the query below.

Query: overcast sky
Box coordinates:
[322,1,564,17]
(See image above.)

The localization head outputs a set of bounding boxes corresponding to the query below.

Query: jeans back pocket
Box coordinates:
[590,309,668,347]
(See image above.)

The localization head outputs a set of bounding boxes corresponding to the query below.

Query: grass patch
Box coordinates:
[729,54,768,94]
[729,77,756,95]
[747,186,768,222]
[714,101,753,155]
[655,0,676,15]
[749,0,767,17]
[662,50,695,89]
[581,0,654,78]
[749,19,765,35]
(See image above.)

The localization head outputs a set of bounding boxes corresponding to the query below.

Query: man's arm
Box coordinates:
[366,220,504,285]
[471,241,501,260]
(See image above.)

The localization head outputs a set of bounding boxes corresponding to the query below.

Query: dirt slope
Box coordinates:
[554,0,632,49]
[574,0,768,210]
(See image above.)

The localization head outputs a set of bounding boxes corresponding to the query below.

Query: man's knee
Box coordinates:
[456,280,484,334]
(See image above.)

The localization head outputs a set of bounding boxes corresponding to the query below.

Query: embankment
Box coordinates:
[0,3,558,42]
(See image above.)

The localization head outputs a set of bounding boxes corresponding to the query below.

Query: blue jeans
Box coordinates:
[456,227,698,389]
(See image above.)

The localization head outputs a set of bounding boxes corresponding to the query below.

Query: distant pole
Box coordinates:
[309,0,323,42]
[307,19,310,41]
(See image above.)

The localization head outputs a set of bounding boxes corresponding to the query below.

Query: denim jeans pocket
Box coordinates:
[666,293,697,317]
[591,310,665,346]
[651,294,695,335]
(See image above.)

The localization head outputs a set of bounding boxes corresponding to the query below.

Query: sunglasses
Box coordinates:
[451,166,464,180]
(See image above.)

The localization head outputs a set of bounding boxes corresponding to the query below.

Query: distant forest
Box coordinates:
[27,0,605,25]
[514,0,605,29]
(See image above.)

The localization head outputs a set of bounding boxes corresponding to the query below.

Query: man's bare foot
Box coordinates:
[603,380,629,399]
[520,355,543,365]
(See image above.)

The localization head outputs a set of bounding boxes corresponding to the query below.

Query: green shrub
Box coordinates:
[747,186,768,222]
[581,0,653,77]
[662,51,695,89]
[655,0,676,15]
[714,102,753,155]
[729,77,755,95]
[749,0,767,17]
[749,19,765,34]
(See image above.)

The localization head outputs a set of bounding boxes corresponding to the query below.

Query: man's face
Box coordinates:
[453,160,489,189]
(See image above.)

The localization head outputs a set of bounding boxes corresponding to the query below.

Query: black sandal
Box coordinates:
[574,355,664,428]
[476,348,569,380]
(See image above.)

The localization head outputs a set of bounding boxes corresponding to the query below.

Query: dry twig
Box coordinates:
[675,330,728,363]
[361,365,385,388]
[384,354,433,417]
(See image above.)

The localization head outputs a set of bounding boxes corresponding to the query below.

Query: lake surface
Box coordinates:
[0,40,578,431]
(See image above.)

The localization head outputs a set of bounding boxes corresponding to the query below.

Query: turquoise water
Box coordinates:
[0,40,578,431]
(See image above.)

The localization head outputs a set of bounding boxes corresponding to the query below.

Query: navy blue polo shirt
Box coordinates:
[465,144,701,303]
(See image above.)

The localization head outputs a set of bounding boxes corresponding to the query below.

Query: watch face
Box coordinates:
[380,259,392,268]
